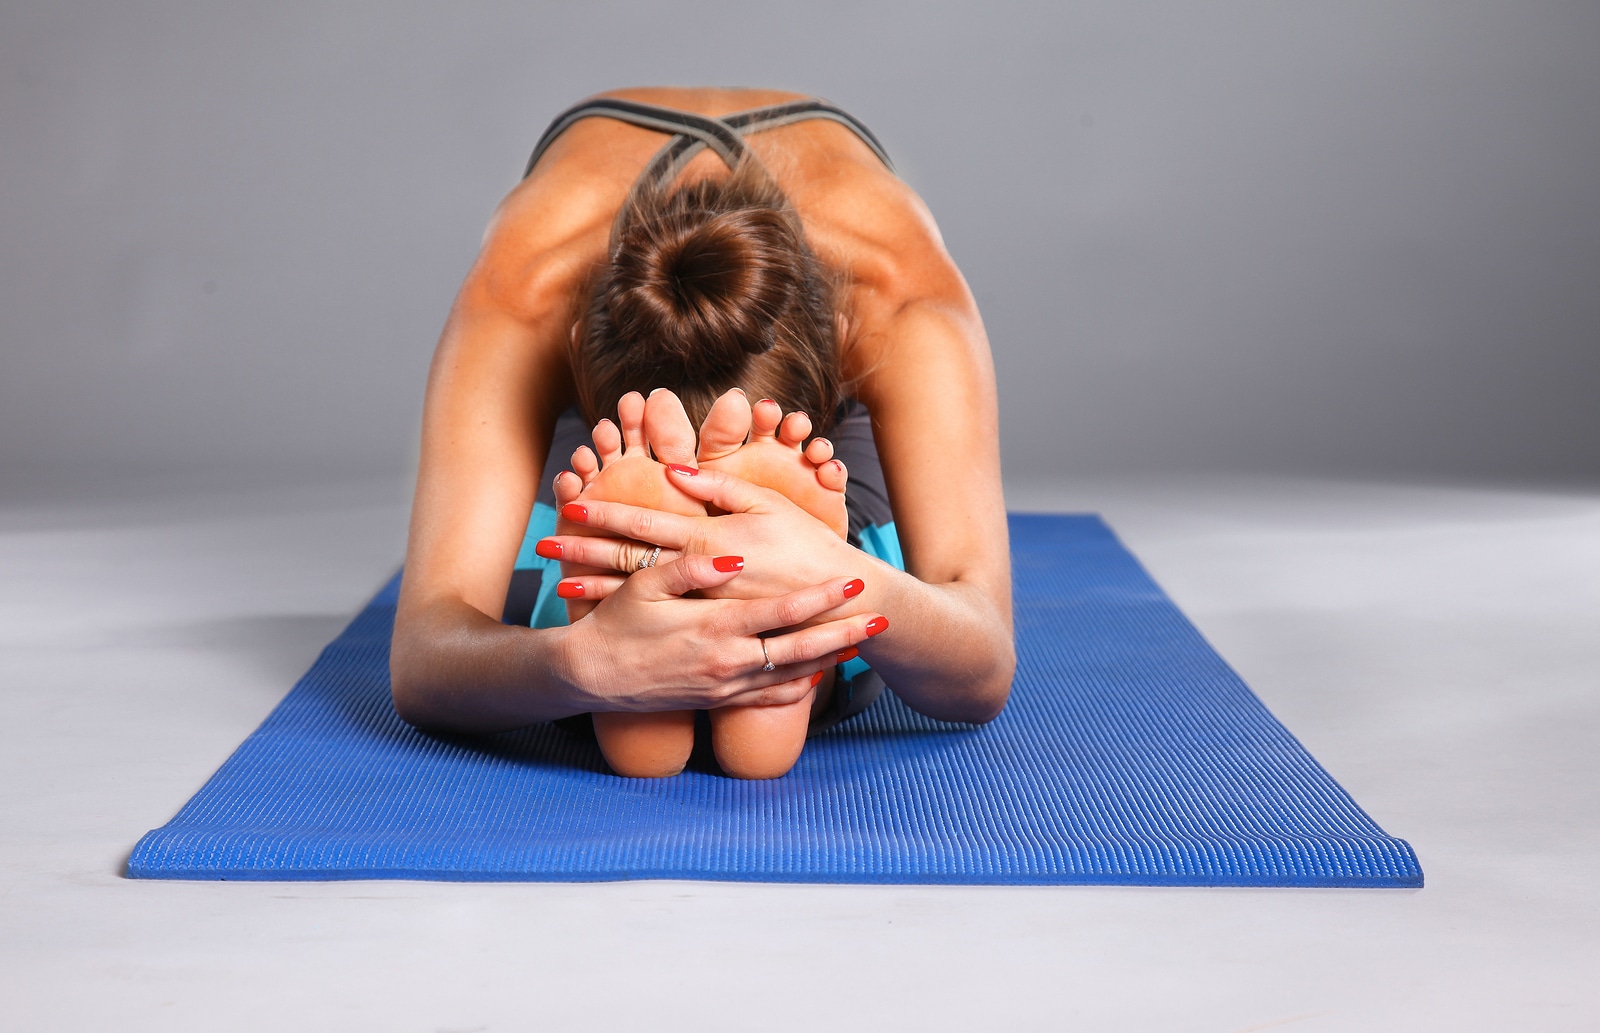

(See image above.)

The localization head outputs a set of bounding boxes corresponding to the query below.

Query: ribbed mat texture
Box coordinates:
[127,514,1421,886]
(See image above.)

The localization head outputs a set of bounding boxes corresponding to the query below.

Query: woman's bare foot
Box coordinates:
[696,392,849,539]
[690,390,851,779]
[554,390,704,778]
[552,389,852,780]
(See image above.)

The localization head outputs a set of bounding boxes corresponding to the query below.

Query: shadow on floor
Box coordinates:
[102,614,353,689]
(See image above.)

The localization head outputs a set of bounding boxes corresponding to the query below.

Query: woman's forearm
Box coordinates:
[390,596,585,734]
[850,556,1015,723]
[541,468,1016,724]
[391,557,882,735]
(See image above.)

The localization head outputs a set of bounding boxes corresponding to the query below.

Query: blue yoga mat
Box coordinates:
[127,514,1421,886]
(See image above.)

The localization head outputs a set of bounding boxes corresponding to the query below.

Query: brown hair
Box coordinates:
[572,158,843,434]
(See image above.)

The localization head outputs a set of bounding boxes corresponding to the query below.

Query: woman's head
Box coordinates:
[572,159,843,434]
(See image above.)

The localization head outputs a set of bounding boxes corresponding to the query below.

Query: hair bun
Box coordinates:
[606,204,805,379]
[573,161,842,435]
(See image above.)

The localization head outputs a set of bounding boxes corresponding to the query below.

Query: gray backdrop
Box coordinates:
[4,1,1597,500]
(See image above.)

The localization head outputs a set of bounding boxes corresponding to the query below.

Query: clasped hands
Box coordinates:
[539,464,889,714]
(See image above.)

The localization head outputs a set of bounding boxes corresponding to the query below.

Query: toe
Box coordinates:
[777,411,812,447]
[553,470,584,506]
[644,389,698,466]
[616,392,647,455]
[750,398,783,440]
[591,420,623,467]
[817,458,849,493]
[803,437,835,466]
[697,388,752,462]
[571,444,600,486]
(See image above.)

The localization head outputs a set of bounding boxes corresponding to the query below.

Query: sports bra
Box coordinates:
[523,96,895,189]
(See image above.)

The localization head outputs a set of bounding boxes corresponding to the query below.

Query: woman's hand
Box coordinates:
[558,550,883,714]
[543,465,872,603]
[546,460,1011,726]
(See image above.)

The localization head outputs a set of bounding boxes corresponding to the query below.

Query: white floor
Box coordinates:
[2,474,1596,1032]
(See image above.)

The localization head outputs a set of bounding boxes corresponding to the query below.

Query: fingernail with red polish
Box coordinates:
[865,616,889,637]
[712,555,744,572]
[757,399,776,406]
[842,578,864,599]
[667,463,698,477]
[836,646,859,664]
[535,539,562,560]
[810,671,824,688]
[561,502,587,523]
[556,581,584,599]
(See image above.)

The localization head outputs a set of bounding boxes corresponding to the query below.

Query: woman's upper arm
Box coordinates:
[400,206,592,626]
[846,206,1011,624]
[403,305,571,623]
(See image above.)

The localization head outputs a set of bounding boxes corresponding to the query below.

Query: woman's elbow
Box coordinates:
[389,661,432,730]
[926,642,1015,725]
[388,635,452,732]
[965,648,1016,724]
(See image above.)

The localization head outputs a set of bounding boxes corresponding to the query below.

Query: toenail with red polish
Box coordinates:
[556,582,584,599]
[865,616,889,637]
[842,578,865,599]
[836,647,859,664]
[712,555,744,572]
[757,399,776,406]
[535,539,562,560]
[561,502,587,523]
[667,463,698,476]
[810,671,824,688]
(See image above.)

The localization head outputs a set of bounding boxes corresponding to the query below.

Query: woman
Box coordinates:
[390,87,1014,779]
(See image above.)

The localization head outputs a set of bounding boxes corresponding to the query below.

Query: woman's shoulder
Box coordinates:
[464,158,622,321]
[793,167,981,383]
[801,170,971,317]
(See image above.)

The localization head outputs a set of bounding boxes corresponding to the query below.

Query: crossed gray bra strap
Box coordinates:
[522,97,895,185]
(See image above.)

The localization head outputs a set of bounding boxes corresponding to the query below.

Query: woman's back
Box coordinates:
[480,87,968,389]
